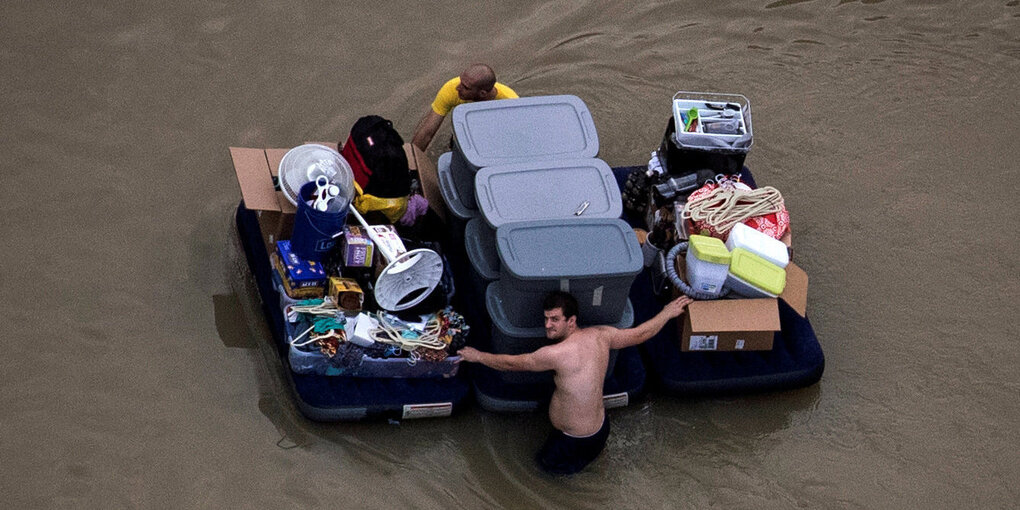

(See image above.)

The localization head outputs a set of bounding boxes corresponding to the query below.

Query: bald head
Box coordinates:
[457,64,498,101]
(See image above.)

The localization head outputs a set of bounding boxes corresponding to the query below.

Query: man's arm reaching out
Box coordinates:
[411,110,444,151]
[607,295,693,350]
[458,344,560,372]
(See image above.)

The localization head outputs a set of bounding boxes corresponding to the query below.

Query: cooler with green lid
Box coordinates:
[684,234,731,298]
[495,218,642,328]
[724,222,789,268]
[725,247,787,298]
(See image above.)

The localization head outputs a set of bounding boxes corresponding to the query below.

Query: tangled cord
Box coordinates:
[369,312,448,351]
[681,185,785,237]
[286,298,347,350]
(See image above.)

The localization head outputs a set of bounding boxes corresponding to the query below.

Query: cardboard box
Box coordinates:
[271,253,326,299]
[780,228,793,261]
[779,260,808,317]
[230,142,343,254]
[404,143,446,222]
[276,240,328,290]
[674,252,809,352]
[681,298,780,351]
[340,225,375,268]
[328,276,364,312]
[230,146,298,254]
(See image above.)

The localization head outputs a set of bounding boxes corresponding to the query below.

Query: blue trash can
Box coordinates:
[290,181,350,260]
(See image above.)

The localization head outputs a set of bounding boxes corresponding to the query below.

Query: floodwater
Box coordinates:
[2,0,1017,508]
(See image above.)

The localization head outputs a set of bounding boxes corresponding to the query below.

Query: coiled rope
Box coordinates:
[369,312,447,351]
[680,185,785,236]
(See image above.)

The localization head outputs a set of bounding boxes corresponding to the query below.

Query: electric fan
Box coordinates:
[278,144,355,212]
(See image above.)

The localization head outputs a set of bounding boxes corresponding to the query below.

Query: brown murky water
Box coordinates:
[2,1,1018,508]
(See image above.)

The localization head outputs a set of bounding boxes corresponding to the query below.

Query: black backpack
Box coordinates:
[340,115,411,199]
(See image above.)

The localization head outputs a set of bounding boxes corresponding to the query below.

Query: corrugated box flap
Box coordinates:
[230,147,279,211]
[304,141,339,151]
[265,148,297,214]
[404,143,445,221]
[688,298,780,332]
[780,261,809,317]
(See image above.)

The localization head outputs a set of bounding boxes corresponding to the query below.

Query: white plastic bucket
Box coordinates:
[684,235,731,298]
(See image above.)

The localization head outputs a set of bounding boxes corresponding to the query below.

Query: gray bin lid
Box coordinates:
[436,151,478,220]
[496,218,642,280]
[451,95,599,168]
[475,158,622,229]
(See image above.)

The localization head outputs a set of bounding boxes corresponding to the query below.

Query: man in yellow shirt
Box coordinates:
[411,64,518,151]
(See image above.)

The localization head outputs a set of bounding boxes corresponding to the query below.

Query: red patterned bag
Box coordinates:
[684,175,789,240]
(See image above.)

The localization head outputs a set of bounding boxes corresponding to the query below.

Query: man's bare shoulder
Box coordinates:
[577,325,620,339]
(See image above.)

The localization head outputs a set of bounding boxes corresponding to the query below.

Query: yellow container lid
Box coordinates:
[688,235,731,265]
[729,248,787,295]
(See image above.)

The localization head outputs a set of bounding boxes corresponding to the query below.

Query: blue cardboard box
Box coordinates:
[276,240,328,289]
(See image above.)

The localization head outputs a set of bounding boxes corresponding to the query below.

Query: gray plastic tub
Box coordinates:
[437,151,478,220]
[436,151,478,250]
[474,158,622,229]
[464,217,500,282]
[450,95,599,209]
[494,218,642,328]
[486,281,632,385]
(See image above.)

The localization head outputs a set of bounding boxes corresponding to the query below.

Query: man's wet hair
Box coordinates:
[543,291,578,320]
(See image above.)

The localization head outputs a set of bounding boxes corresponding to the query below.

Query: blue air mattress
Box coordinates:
[235,203,471,422]
[612,166,825,396]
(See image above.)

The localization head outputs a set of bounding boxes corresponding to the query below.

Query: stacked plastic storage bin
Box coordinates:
[436,95,646,412]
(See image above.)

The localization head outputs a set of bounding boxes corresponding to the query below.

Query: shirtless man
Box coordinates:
[459,291,693,474]
[411,63,518,151]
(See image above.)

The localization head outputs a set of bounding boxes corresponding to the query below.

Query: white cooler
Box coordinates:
[725,222,789,268]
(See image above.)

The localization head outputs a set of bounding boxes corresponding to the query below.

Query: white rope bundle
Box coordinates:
[680,185,785,236]
[369,312,447,351]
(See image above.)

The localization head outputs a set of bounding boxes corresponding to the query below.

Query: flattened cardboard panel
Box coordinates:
[265,148,289,177]
[780,261,808,317]
[266,148,298,214]
[304,141,339,151]
[230,147,278,212]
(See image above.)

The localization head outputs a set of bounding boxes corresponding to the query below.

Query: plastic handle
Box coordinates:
[438,164,460,202]
[478,183,496,211]
[580,110,596,147]
[498,237,515,263]
[603,172,616,194]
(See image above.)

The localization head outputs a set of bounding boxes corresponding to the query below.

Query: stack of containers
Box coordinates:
[684,223,791,299]
[436,95,643,388]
